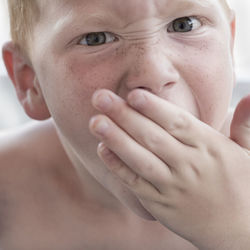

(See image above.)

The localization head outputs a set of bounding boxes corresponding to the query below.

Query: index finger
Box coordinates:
[127,89,214,147]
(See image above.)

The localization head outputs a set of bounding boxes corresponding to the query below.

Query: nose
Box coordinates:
[122,42,180,94]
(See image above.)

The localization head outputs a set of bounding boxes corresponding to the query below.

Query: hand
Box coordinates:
[89,89,250,250]
[231,94,250,149]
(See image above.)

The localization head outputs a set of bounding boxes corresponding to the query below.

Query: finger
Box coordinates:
[230,94,250,149]
[127,89,213,147]
[92,89,187,168]
[97,143,162,201]
[89,115,172,191]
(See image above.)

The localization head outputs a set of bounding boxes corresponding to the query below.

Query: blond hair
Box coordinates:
[7,0,232,54]
[7,0,40,53]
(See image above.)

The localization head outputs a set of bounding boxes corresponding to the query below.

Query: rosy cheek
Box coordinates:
[67,56,118,89]
[178,41,233,127]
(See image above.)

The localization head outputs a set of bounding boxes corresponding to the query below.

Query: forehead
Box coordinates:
[38,0,224,22]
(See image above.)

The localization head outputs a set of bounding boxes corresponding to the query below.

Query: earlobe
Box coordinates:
[21,76,51,120]
[230,13,236,50]
[2,42,51,120]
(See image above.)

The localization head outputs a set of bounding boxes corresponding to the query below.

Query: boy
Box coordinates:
[1,0,250,249]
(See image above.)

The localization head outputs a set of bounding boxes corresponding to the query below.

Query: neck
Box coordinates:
[55,128,131,214]
[56,128,154,220]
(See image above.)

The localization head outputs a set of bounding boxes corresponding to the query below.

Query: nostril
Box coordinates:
[165,82,175,88]
[137,86,152,91]
[136,82,175,94]
[130,80,176,96]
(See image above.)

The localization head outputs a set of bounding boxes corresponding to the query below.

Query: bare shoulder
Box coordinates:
[0,119,65,169]
[0,118,76,201]
[0,120,84,247]
[0,119,68,192]
[0,118,81,194]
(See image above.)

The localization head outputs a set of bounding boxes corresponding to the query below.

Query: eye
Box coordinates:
[78,32,117,46]
[168,17,202,33]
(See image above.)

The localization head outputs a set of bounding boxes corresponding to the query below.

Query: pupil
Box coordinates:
[87,33,106,46]
[179,23,186,30]
[174,17,193,32]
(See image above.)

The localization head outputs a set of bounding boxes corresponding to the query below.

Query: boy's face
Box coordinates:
[30,0,234,214]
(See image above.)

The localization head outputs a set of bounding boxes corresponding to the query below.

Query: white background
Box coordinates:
[0,0,8,75]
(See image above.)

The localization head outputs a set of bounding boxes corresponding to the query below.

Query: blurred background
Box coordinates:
[0,0,250,131]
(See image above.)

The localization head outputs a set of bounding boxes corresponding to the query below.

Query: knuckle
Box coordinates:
[112,162,140,187]
[143,131,163,149]
[188,161,202,178]
[126,174,141,187]
[142,161,157,176]
[168,112,190,132]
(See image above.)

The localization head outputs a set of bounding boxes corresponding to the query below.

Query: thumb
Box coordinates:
[230,94,250,149]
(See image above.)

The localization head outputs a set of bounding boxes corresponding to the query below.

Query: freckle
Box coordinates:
[115,47,122,56]
[115,47,127,57]
[69,65,73,73]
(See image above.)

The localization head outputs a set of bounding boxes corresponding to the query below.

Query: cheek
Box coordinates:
[59,57,125,118]
[181,39,234,128]
[40,56,114,109]
[36,54,125,147]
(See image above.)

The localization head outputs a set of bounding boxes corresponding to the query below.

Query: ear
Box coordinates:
[229,13,236,87]
[229,13,236,51]
[2,41,51,120]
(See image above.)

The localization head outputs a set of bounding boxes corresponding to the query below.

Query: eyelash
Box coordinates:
[77,32,118,46]
[167,16,202,33]
[76,16,203,47]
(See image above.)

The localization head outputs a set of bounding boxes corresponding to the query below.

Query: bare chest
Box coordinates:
[0,160,197,250]
[0,202,197,250]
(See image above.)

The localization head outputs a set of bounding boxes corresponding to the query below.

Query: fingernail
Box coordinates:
[98,143,111,157]
[90,118,109,136]
[128,91,146,108]
[93,91,113,112]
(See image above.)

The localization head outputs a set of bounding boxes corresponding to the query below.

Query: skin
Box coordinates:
[1,0,250,249]
[91,89,250,249]
[31,0,235,220]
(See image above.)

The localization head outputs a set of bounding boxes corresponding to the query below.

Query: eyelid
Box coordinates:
[167,16,205,33]
[76,31,119,46]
